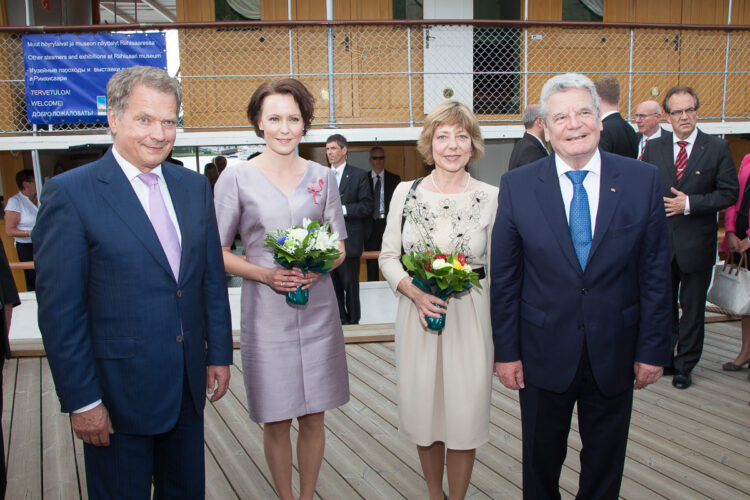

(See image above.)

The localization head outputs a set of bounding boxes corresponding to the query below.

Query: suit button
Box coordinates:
[176,289,182,297]
[176,335,184,342]
[580,288,588,295]
[578,324,584,329]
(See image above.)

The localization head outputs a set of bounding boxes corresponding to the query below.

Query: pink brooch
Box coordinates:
[308,179,324,204]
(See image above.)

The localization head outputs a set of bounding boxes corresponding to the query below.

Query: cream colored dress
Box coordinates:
[379,179,498,449]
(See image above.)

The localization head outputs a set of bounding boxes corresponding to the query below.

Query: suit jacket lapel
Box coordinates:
[658,136,677,185]
[589,157,621,261]
[162,163,188,283]
[535,157,581,272]
[338,165,350,194]
[96,153,176,281]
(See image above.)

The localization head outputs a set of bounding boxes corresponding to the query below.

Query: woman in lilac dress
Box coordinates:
[214,79,349,500]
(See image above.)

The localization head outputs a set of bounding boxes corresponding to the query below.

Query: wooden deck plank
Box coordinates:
[204,400,276,499]
[6,358,41,499]
[72,433,88,500]
[2,358,17,463]
[41,360,80,498]
[205,445,239,500]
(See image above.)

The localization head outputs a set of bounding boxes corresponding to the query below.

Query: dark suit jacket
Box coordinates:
[491,152,672,396]
[369,169,401,217]
[33,149,232,434]
[0,243,20,359]
[508,132,548,171]
[600,112,639,159]
[642,129,739,272]
[338,163,373,258]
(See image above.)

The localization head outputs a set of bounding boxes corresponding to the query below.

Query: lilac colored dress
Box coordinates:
[214,160,350,423]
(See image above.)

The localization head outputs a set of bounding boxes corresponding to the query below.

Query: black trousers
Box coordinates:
[364,218,386,281]
[15,243,34,292]
[670,259,713,374]
[331,257,361,324]
[519,347,633,500]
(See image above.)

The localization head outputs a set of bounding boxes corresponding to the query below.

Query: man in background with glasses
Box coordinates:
[364,146,400,281]
[634,100,667,161]
[642,85,738,389]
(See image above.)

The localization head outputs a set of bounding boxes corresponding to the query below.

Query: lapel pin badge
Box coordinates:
[696,171,701,174]
[610,188,616,192]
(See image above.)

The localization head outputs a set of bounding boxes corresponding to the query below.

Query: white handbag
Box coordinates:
[707,253,750,316]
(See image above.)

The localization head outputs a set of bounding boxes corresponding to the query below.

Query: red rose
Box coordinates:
[457,254,467,265]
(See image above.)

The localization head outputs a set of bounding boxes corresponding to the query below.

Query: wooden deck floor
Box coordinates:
[3,320,750,499]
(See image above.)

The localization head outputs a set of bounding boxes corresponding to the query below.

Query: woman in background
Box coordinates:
[379,100,498,500]
[213,79,349,500]
[720,153,750,377]
[5,169,38,291]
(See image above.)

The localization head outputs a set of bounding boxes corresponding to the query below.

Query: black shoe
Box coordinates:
[722,360,749,371]
[672,372,692,389]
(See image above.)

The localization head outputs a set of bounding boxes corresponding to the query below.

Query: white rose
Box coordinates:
[432,258,449,269]
[288,228,309,243]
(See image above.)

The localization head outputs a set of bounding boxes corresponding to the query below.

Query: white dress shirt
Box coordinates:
[531,133,549,154]
[112,146,182,245]
[555,150,601,238]
[671,127,699,215]
[332,162,347,215]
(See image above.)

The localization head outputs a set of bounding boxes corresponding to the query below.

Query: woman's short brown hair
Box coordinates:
[417,100,484,165]
[246,79,315,138]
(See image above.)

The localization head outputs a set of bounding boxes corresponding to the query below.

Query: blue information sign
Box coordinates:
[23,32,167,125]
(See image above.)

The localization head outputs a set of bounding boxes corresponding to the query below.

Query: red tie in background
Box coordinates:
[675,141,688,182]
[638,139,647,161]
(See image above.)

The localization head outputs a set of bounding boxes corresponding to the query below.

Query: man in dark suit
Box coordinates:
[634,100,667,160]
[492,73,672,499]
[642,85,739,389]
[364,146,400,281]
[33,66,233,498]
[0,242,20,498]
[595,75,639,158]
[326,134,372,324]
[508,103,549,171]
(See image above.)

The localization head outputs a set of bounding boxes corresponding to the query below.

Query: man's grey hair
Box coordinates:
[539,73,600,124]
[107,66,181,118]
[521,104,542,129]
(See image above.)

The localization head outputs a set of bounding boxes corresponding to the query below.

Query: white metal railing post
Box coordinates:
[407,27,414,126]
[326,0,336,126]
[722,31,730,122]
[627,28,634,119]
[287,0,293,77]
[523,27,528,109]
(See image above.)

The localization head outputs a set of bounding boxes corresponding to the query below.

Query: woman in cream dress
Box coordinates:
[379,100,498,500]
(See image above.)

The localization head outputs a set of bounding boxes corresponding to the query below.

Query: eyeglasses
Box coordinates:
[634,113,659,120]
[668,107,697,117]
[370,156,385,160]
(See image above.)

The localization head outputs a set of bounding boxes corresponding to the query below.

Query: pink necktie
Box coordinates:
[138,173,181,279]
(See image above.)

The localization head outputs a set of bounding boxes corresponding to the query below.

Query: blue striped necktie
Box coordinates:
[565,170,592,270]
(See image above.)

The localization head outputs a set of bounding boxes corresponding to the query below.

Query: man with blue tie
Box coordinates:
[33,66,232,499]
[491,73,672,499]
